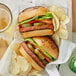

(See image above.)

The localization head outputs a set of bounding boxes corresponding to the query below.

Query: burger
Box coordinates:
[19,36,59,71]
[18,6,55,38]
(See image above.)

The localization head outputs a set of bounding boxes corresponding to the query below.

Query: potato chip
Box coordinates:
[10,51,32,75]
[60,16,70,25]
[29,69,42,76]
[52,13,59,31]
[50,6,66,21]
[17,56,32,74]
[52,33,60,47]
[10,57,20,75]
[56,25,68,39]
[12,51,17,59]
[11,43,21,55]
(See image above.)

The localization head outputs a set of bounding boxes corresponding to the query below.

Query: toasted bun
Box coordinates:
[33,36,59,59]
[21,30,54,38]
[19,46,43,71]
[18,6,49,23]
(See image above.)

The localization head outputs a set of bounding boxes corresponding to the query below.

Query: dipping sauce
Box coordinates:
[0,8,10,30]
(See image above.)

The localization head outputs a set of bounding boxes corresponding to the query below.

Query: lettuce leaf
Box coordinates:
[20,12,53,25]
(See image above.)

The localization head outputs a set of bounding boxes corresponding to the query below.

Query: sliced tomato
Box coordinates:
[40,19,53,25]
[18,24,22,28]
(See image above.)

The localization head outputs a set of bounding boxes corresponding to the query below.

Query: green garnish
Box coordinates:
[38,16,51,20]
[38,12,53,20]
[34,49,45,60]
[19,12,53,25]
[20,16,38,25]
[27,43,34,52]
[46,12,53,18]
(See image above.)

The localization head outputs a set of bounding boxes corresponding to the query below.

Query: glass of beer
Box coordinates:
[0,3,12,32]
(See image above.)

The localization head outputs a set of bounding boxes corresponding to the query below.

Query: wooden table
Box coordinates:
[72,0,76,32]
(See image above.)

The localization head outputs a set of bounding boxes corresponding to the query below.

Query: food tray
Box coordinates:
[0,0,74,76]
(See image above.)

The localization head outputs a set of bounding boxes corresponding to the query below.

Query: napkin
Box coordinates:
[46,40,76,76]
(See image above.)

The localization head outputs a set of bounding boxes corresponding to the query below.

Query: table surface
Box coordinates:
[0,0,76,76]
[72,0,76,32]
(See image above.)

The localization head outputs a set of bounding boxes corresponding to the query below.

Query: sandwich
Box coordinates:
[19,36,59,71]
[18,6,55,38]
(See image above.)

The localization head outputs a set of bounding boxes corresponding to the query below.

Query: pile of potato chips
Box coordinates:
[10,43,42,76]
[50,6,69,46]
